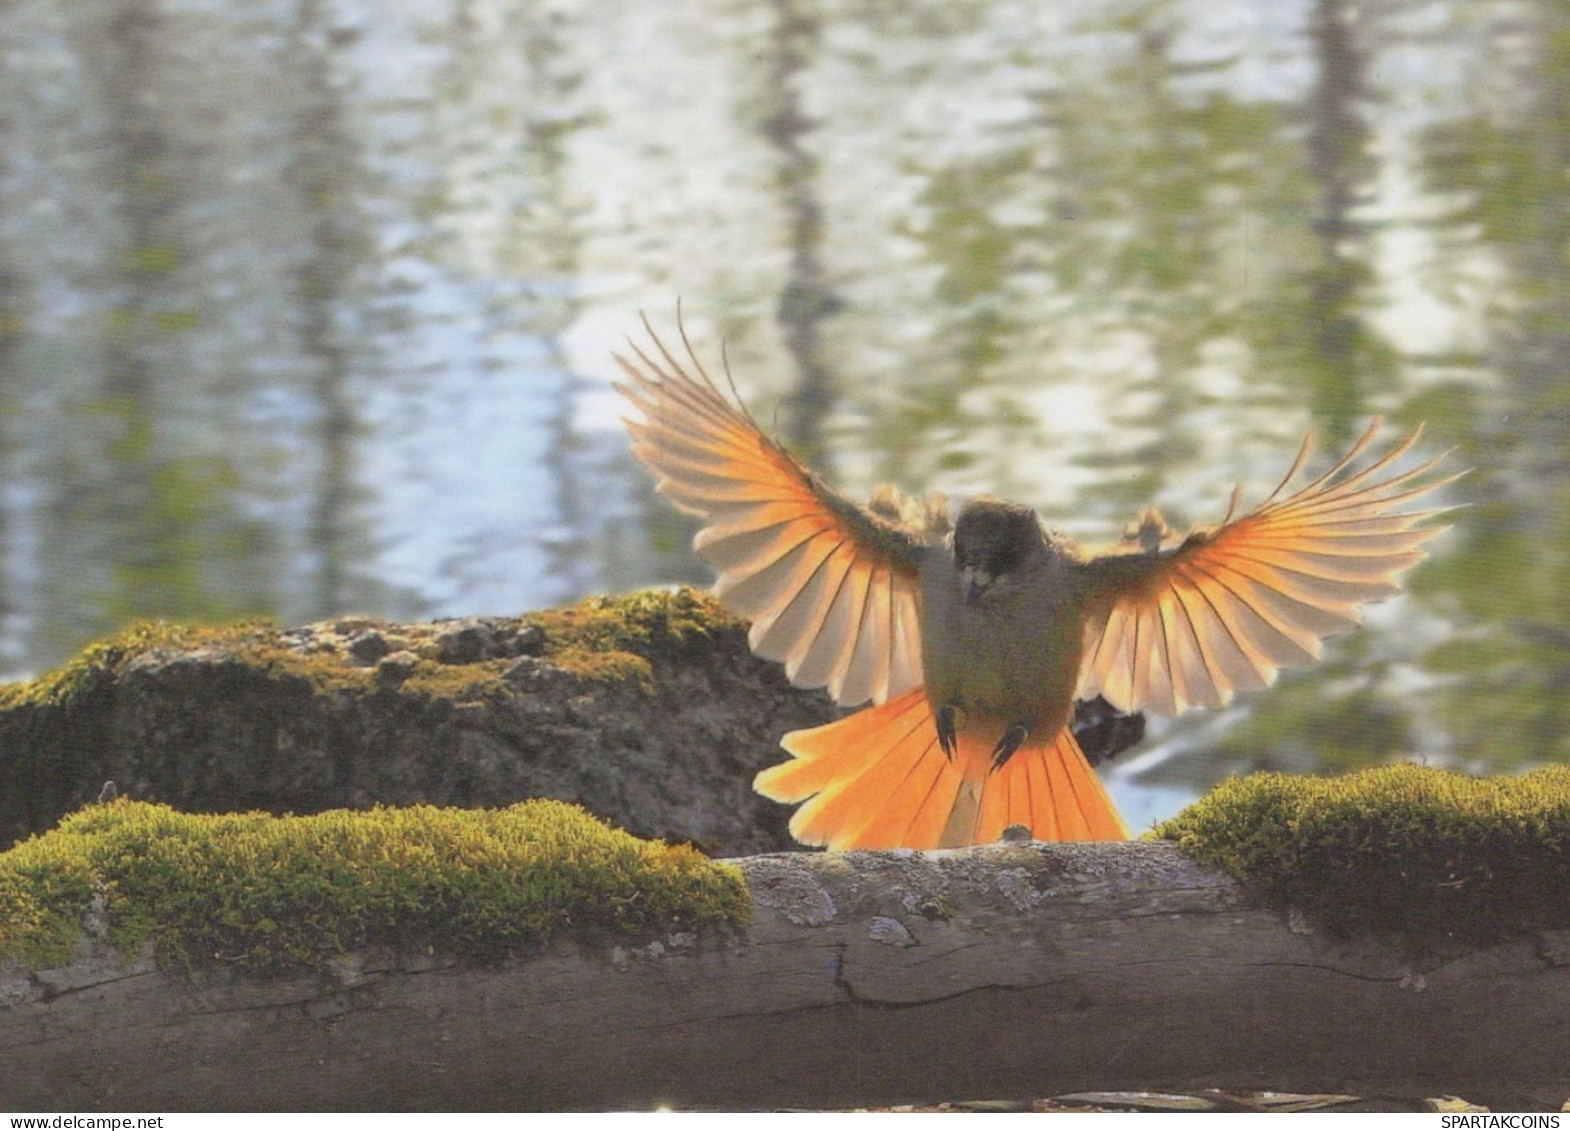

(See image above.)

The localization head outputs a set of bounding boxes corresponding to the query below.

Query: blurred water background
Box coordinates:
[0,0,1558,825]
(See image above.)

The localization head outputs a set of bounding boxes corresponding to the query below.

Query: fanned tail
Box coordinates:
[755,687,1129,849]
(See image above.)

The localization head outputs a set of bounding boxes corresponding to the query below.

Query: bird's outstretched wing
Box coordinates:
[1075,420,1460,717]
[617,316,938,706]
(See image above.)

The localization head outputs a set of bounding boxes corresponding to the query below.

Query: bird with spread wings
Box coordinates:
[617,317,1459,849]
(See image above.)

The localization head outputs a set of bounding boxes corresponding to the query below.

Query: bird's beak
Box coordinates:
[961,566,993,605]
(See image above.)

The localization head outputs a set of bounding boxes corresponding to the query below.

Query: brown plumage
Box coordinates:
[616,315,1460,849]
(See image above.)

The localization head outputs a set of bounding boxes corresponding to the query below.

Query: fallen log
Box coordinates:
[4,840,1567,1111]
[0,589,1145,859]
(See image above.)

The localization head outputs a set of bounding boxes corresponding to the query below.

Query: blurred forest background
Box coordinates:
[0,0,1560,824]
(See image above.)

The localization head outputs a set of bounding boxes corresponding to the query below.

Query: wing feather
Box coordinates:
[889,589,924,693]
[1178,568,1274,692]
[720,531,842,622]
[751,539,851,662]
[1160,591,1222,709]
[1146,599,1180,717]
[792,557,870,690]
[697,516,834,581]
[838,559,894,705]
[1077,419,1457,715]
[619,315,937,706]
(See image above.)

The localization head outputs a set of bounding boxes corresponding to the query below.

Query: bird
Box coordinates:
[616,315,1459,850]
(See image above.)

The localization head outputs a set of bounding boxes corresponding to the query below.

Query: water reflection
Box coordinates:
[0,0,1561,820]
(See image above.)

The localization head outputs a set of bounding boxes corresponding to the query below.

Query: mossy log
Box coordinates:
[4,841,1568,1111]
[0,589,1143,859]
[0,591,827,857]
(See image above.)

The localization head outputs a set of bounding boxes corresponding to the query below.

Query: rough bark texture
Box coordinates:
[4,842,1568,1111]
[0,597,1142,858]
[0,610,834,857]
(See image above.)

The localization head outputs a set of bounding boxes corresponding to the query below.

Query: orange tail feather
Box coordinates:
[755,687,1129,849]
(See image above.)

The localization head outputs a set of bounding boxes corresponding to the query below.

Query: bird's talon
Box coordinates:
[991,725,1029,771]
[936,705,958,761]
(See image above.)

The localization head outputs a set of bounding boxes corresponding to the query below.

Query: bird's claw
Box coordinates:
[936,705,958,761]
[991,724,1029,771]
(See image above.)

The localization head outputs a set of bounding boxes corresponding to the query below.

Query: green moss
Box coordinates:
[529,588,742,690]
[0,620,275,710]
[0,588,743,712]
[0,617,383,709]
[1157,764,1570,939]
[220,635,379,696]
[0,799,750,972]
[395,658,513,702]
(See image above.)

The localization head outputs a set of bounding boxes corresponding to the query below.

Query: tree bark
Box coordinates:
[0,610,826,858]
[0,600,1142,859]
[3,841,1567,1111]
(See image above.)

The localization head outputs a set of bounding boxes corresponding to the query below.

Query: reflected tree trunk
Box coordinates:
[1303,0,1383,441]
[1411,0,1570,765]
[288,0,361,620]
[31,0,283,665]
[0,63,23,670]
[763,0,841,472]
[0,266,20,675]
[94,0,191,624]
[1127,23,1201,496]
[495,0,591,602]
[1504,0,1570,476]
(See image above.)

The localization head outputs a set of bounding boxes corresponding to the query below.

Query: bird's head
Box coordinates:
[952,497,1042,605]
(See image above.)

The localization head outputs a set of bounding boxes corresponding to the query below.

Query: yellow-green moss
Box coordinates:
[0,799,750,972]
[0,620,263,710]
[0,588,743,711]
[1156,764,1570,939]
[0,618,382,710]
[395,658,513,702]
[530,588,742,690]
